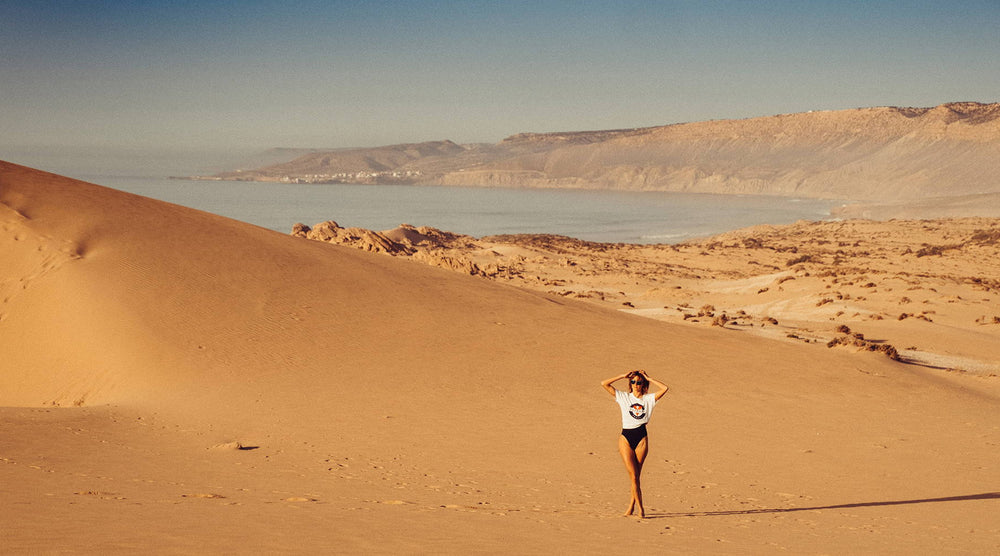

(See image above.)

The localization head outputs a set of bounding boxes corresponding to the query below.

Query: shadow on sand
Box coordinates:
[648,492,1000,518]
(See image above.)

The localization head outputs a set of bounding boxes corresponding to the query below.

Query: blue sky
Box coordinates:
[2,0,998,152]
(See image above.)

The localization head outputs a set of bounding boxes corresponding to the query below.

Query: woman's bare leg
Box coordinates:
[618,435,648,517]
[633,437,648,517]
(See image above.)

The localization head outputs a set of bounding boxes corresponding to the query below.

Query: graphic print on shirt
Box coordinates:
[629,402,646,420]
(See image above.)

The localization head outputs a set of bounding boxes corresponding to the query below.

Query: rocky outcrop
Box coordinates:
[292,221,491,276]
[291,221,412,254]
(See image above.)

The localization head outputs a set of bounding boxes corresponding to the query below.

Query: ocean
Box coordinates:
[9,150,840,244]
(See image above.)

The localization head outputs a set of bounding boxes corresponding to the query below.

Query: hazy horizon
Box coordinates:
[2,1,998,157]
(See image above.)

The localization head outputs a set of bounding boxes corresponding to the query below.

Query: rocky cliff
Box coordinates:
[436,103,1000,201]
[212,102,1000,202]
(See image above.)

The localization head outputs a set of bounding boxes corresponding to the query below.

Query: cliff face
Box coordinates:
[215,103,1000,201]
[436,103,1000,200]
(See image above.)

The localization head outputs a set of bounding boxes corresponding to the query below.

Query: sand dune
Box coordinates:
[2,160,999,553]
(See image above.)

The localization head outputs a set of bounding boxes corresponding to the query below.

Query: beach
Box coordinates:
[2,160,999,553]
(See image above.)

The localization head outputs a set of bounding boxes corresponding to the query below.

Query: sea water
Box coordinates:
[89,175,838,243]
[9,151,840,244]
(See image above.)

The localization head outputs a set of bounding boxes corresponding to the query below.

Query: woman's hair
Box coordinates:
[627,371,649,394]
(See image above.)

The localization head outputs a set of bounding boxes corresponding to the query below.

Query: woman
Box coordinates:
[601,370,669,518]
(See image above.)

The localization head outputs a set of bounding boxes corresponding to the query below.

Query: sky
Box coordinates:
[2,0,998,156]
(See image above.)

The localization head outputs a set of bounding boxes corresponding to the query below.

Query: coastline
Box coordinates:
[82,174,842,244]
[194,103,1000,205]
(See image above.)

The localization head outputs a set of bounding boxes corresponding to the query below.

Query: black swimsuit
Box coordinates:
[621,424,648,450]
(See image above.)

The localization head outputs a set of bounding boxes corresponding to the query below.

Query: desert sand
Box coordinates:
[3,160,999,554]
[294,217,1000,377]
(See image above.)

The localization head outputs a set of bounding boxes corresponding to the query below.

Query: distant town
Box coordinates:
[187,169,424,184]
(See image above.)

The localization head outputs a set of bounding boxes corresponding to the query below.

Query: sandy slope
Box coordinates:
[295,217,1000,377]
[2,161,999,554]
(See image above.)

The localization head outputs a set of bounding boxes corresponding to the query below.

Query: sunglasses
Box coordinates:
[630,380,646,385]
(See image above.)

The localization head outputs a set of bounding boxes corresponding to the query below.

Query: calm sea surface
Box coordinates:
[82,174,839,244]
[9,146,839,244]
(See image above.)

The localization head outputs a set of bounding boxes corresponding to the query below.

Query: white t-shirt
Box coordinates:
[615,390,657,429]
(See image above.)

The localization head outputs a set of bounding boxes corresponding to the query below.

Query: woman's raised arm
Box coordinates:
[601,373,628,396]
[640,371,670,401]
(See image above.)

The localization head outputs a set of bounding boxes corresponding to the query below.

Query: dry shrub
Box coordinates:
[877,343,901,360]
[970,229,1000,245]
[786,254,813,266]
[916,244,960,257]
[966,277,1000,292]
[827,333,901,361]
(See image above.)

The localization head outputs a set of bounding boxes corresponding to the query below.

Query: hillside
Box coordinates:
[206,102,1000,205]
[447,102,1000,201]
[211,140,469,183]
